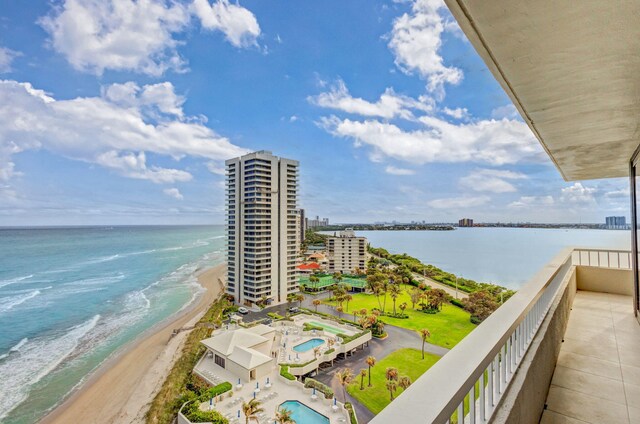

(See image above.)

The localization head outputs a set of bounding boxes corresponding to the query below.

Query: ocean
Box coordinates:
[354,228,631,289]
[0,226,225,424]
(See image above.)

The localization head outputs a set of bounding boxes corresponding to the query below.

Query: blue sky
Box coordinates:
[0,0,630,226]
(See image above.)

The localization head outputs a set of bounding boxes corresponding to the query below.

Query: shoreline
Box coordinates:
[40,263,226,424]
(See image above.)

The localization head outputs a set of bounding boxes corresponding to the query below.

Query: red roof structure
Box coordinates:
[296,263,320,270]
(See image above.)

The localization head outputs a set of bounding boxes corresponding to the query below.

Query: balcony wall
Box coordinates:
[370,249,635,424]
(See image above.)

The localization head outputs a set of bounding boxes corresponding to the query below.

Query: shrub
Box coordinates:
[449,298,465,309]
[344,402,358,424]
[303,323,324,332]
[199,382,232,401]
[280,365,295,380]
[304,378,334,399]
[337,330,371,344]
[182,401,228,423]
[324,348,335,355]
[267,312,284,320]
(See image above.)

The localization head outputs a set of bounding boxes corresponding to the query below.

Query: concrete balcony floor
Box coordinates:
[541,291,640,424]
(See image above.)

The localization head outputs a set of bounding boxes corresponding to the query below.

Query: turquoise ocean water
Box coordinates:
[355,228,630,289]
[0,225,225,424]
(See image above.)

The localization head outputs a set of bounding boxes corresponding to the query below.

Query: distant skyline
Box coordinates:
[0,0,630,226]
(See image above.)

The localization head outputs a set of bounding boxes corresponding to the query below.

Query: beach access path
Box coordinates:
[41,263,225,424]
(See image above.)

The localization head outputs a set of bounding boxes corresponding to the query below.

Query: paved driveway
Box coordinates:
[246,292,449,423]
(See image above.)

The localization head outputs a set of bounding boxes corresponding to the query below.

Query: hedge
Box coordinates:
[304,378,334,399]
[199,382,232,401]
[280,365,295,381]
[449,298,465,309]
[182,401,228,424]
[303,323,324,332]
[344,402,358,424]
[337,330,371,344]
[267,312,284,320]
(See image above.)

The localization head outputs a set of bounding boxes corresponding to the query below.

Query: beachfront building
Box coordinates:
[458,218,473,227]
[226,151,299,306]
[326,229,367,274]
[296,208,305,247]
[370,3,640,424]
[200,324,275,382]
[296,262,321,275]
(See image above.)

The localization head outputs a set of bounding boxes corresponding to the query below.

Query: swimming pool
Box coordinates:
[293,338,325,352]
[309,320,346,335]
[279,400,330,424]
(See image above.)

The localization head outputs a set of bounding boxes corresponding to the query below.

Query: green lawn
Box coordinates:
[346,348,440,414]
[324,286,476,348]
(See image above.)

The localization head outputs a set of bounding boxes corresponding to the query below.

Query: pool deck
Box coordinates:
[192,363,350,424]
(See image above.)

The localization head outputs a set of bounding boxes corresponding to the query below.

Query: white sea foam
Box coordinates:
[61,274,125,287]
[0,315,100,421]
[0,289,43,314]
[0,274,34,289]
[0,338,29,361]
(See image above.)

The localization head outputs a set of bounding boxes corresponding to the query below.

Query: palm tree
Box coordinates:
[332,272,343,285]
[295,293,305,308]
[399,302,407,316]
[386,380,397,401]
[309,274,320,291]
[389,284,402,315]
[242,399,264,424]
[336,305,343,319]
[344,294,353,312]
[313,346,322,359]
[398,375,412,391]
[365,356,376,387]
[327,338,335,350]
[312,299,321,312]
[335,368,354,402]
[359,369,367,390]
[419,328,431,360]
[381,280,390,313]
[275,407,296,424]
[385,367,398,382]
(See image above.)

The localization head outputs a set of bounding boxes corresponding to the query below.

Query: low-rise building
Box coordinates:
[200,324,276,382]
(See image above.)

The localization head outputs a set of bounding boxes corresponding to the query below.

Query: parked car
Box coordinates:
[288,306,299,313]
[238,307,249,315]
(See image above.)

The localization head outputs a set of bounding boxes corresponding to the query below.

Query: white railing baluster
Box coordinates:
[479,370,486,422]
[469,385,476,424]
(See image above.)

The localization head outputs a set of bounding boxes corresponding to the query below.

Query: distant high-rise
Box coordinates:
[459,218,474,227]
[306,215,330,228]
[226,151,299,306]
[605,216,627,229]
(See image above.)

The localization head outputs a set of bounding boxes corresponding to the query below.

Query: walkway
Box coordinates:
[411,272,469,300]
[541,291,640,424]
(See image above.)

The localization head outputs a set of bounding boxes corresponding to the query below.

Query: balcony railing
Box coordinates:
[370,247,631,424]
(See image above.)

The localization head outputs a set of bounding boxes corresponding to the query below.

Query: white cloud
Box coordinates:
[308,79,433,120]
[0,79,247,184]
[289,115,299,122]
[560,183,597,204]
[206,161,226,175]
[605,187,630,199]
[39,0,261,76]
[385,165,415,175]
[442,107,467,120]
[0,46,20,73]
[191,0,261,48]
[388,0,462,97]
[163,187,184,200]
[460,168,527,193]
[96,151,192,183]
[320,114,542,166]
[428,195,490,209]
[491,104,520,120]
[508,195,554,209]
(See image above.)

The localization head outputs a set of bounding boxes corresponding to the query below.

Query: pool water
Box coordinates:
[293,338,325,352]
[309,321,345,335]
[280,400,330,424]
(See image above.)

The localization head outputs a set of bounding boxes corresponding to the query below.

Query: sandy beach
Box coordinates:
[40,263,225,424]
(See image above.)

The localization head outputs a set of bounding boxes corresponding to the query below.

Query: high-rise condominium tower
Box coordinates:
[226,151,299,306]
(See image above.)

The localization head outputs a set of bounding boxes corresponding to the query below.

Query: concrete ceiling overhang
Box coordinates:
[444,0,640,181]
